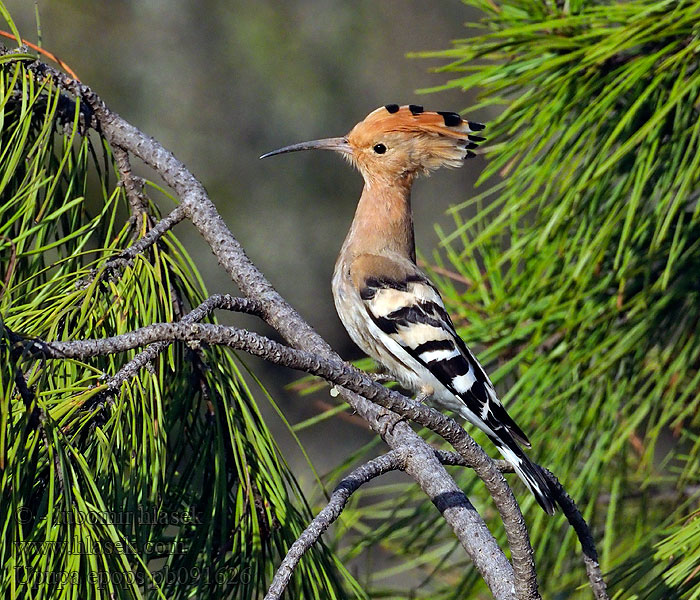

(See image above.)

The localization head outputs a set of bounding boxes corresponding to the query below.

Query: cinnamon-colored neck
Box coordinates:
[340,177,416,263]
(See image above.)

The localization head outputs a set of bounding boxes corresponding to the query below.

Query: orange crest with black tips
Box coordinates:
[344,104,485,181]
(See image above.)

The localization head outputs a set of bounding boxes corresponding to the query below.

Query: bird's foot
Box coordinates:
[370,372,394,385]
[414,386,434,405]
[377,410,408,438]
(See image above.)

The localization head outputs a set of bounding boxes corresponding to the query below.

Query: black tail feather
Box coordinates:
[488,432,557,515]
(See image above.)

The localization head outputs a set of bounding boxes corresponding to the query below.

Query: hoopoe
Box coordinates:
[261,104,556,514]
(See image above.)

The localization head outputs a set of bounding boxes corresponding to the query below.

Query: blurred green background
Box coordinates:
[3,0,484,474]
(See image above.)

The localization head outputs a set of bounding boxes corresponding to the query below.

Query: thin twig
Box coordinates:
[265,451,406,600]
[114,202,188,263]
[544,470,609,600]
[74,203,188,288]
[112,145,149,226]
[104,295,263,390]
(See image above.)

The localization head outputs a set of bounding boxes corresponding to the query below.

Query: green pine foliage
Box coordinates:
[411,0,700,597]
[309,1,700,597]
[0,11,364,600]
[279,3,700,598]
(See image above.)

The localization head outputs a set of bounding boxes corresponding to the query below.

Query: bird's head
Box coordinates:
[261,104,485,185]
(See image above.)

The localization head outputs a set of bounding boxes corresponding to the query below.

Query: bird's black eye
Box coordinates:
[373,143,387,154]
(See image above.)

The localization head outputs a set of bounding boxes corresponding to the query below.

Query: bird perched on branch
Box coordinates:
[261,104,556,515]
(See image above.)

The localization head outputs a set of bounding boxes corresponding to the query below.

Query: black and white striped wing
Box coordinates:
[357,270,556,514]
[361,273,530,447]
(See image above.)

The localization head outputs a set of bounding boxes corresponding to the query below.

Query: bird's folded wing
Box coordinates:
[358,263,530,447]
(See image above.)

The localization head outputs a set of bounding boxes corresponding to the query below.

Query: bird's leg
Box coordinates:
[377,409,409,438]
[415,385,434,405]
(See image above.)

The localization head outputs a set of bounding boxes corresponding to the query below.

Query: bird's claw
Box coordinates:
[377,410,408,437]
[415,388,434,404]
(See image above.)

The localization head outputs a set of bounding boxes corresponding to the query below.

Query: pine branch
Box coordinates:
[265,451,405,600]
[112,145,149,226]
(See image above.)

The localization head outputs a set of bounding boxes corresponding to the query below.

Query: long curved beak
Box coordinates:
[260,136,351,159]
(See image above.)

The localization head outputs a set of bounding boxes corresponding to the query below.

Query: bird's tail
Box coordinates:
[488,432,557,515]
